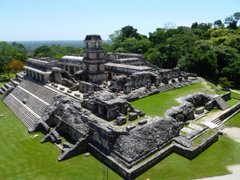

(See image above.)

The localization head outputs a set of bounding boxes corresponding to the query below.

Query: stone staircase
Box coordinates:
[19,79,56,104]
[11,86,49,116]
[4,94,40,132]
[212,118,225,132]
[0,74,23,95]
[0,82,13,95]
[3,78,57,132]
[214,96,229,110]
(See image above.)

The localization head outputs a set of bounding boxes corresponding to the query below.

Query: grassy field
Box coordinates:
[138,135,240,180]
[231,90,240,100]
[132,81,219,117]
[225,113,240,128]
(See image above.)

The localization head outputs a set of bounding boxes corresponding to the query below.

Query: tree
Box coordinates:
[0,42,14,79]
[109,25,149,52]
[33,45,83,60]
[214,20,224,29]
[7,59,24,73]
[178,40,217,80]
[145,47,167,67]
[121,25,139,40]
[225,12,240,29]
[34,45,52,57]
[233,12,240,21]
[149,28,166,45]
[191,22,199,29]
[121,38,151,54]
[219,77,231,90]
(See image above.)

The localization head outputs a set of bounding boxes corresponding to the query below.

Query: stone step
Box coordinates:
[19,79,57,104]
[218,124,225,131]
[1,86,7,92]
[10,79,19,86]
[4,94,39,131]
[4,83,12,89]
[214,96,229,110]
[0,89,3,94]
[212,118,223,125]
[11,86,49,116]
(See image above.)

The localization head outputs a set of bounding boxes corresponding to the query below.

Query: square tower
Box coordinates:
[83,35,106,83]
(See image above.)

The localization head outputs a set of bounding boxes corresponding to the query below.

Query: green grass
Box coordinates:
[0,100,121,180]
[138,135,240,180]
[192,129,216,147]
[227,98,240,107]
[225,113,240,128]
[231,90,240,100]
[0,73,16,87]
[132,81,217,117]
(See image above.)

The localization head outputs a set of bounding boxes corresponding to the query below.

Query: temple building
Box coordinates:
[82,35,106,83]
[24,57,57,82]
[59,55,83,75]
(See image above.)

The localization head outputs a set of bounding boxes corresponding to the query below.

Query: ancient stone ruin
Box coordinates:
[0,34,237,179]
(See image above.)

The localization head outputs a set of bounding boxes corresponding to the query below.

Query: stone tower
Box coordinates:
[82,35,106,83]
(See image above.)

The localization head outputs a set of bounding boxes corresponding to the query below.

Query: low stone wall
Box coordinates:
[89,141,175,179]
[126,80,199,102]
[174,131,219,159]
[221,92,231,101]
[219,103,240,121]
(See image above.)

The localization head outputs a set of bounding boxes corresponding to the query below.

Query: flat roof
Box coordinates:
[28,58,53,64]
[61,56,83,61]
[24,66,52,75]
[105,63,151,71]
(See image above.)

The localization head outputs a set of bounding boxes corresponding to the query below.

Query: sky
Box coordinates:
[0,0,239,41]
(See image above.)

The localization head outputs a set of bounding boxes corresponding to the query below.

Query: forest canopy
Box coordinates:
[106,12,240,87]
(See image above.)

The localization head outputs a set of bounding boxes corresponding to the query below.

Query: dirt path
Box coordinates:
[199,164,240,179]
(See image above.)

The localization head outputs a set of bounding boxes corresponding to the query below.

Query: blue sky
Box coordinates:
[0,0,239,41]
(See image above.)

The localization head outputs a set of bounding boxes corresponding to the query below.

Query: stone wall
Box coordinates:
[174,131,219,159]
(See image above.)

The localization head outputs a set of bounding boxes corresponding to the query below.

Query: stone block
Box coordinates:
[128,112,138,121]
[195,107,204,114]
[139,111,145,117]
[116,116,126,126]
[74,93,80,97]
[126,124,136,131]
[138,119,147,125]
[205,101,213,111]
[22,98,27,104]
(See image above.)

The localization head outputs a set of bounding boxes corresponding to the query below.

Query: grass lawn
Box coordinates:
[227,98,240,107]
[132,81,218,117]
[225,113,240,128]
[138,135,240,180]
[231,90,240,100]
